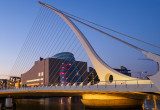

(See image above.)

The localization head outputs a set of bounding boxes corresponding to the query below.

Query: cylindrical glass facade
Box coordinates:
[53,52,81,85]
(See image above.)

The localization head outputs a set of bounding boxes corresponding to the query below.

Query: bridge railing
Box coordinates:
[0,80,154,90]
[64,80,154,89]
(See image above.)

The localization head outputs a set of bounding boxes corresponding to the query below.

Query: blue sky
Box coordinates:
[0,0,160,78]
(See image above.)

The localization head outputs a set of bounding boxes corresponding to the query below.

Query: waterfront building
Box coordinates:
[10,76,21,82]
[0,79,8,89]
[88,67,100,85]
[53,52,82,85]
[0,79,13,89]
[21,53,88,86]
[0,76,21,89]
[10,76,21,88]
[21,57,63,87]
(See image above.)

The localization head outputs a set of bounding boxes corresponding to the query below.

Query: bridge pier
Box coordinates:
[5,98,13,108]
[81,93,146,108]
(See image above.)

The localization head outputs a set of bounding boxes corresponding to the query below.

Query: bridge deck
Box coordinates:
[0,84,159,98]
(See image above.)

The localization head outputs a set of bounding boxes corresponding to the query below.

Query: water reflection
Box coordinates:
[144,95,160,110]
[2,95,160,110]
[14,97,83,110]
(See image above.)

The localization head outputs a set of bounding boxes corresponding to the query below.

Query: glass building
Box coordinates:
[53,52,81,85]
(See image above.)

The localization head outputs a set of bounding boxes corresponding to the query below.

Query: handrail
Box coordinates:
[0,79,154,91]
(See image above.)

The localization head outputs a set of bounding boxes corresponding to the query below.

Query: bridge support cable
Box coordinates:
[62,51,89,85]
[48,35,80,80]
[12,7,58,75]
[21,8,54,74]
[60,11,160,50]
[10,7,44,75]
[49,39,82,85]
[29,16,72,86]
[79,69,98,86]
[55,44,90,84]
[30,12,63,60]
[49,54,92,85]
[10,7,49,75]
[51,53,94,86]
[66,51,101,86]
[20,9,55,73]
[66,15,144,52]
[45,23,85,84]
[43,30,76,85]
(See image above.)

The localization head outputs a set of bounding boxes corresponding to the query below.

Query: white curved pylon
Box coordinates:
[39,2,160,88]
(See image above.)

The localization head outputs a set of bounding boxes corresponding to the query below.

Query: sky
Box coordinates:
[0,0,160,78]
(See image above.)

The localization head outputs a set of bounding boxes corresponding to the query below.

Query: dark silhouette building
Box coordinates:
[88,67,100,85]
[114,66,131,76]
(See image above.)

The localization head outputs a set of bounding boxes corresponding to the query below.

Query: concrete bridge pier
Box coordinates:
[5,98,13,108]
[81,93,147,108]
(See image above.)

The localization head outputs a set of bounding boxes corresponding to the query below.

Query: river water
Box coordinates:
[2,95,160,110]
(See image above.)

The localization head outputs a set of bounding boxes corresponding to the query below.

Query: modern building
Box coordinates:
[53,52,82,85]
[10,76,21,82]
[0,79,8,89]
[0,76,21,89]
[10,76,21,88]
[21,57,63,87]
[114,66,131,76]
[0,79,14,89]
[88,67,100,85]
[21,52,88,86]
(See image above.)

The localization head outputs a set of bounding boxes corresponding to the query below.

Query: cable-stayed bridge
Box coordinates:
[0,1,160,108]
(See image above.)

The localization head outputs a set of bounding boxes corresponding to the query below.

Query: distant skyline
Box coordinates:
[0,0,160,77]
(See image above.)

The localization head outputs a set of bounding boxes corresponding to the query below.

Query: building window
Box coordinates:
[41,72,43,76]
[38,73,41,76]
[27,78,43,83]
